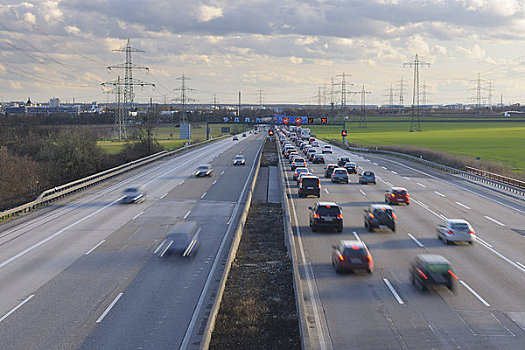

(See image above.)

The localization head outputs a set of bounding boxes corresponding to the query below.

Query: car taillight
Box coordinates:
[469,231,475,235]
[448,270,458,280]
[366,254,372,262]
[338,253,344,261]
[392,213,397,220]
[369,213,375,219]
[417,268,428,279]
[391,194,395,198]
[448,230,454,235]
[337,214,343,219]
[314,213,320,218]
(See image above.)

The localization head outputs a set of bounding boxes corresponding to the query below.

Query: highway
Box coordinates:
[279,133,525,349]
[0,132,264,350]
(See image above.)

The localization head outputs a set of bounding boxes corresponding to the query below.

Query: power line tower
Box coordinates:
[397,76,405,113]
[404,54,429,132]
[470,73,486,116]
[238,91,242,117]
[316,86,322,106]
[336,72,353,109]
[351,85,371,128]
[107,39,154,117]
[330,76,335,119]
[101,75,126,140]
[174,74,196,124]
[488,80,493,110]
[257,89,264,109]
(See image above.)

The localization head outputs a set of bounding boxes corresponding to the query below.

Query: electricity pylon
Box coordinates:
[404,54,429,132]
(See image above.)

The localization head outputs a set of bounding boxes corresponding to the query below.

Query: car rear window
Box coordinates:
[302,178,319,186]
[343,247,367,256]
[364,171,374,176]
[451,223,470,231]
[316,206,341,216]
[393,190,407,195]
[425,263,450,273]
[334,170,346,174]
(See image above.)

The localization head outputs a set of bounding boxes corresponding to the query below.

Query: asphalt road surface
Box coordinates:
[279,134,525,350]
[0,132,264,350]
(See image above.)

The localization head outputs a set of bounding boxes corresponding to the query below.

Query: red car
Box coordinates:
[332,240,373,273]
[385,187,410,205]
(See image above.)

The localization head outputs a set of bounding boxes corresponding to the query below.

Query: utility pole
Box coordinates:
[351,85,371,128]
[330,76,335,119]
[470,73,486,116]
[238,91,241,117]
[174,74,195,125]
[488,80,493,110]
[213,94,217,110]
[404,54,429,132]
[257,89,264,109]
[317,86,322,106]
[336,72,352,109]
[398,76,405,113]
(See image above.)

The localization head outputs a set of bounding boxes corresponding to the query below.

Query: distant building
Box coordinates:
[49,97,60,107]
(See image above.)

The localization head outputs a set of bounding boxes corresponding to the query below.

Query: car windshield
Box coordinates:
[296,168,308,173]
[234,156,244,160]
[451,223,470,231]
[374,208,393,216]
[316,206,341,216]
[169,233,189,247]
[425,263,450,274]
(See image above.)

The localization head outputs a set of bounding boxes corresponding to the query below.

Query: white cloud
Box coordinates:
[406,35,430,56]
[289,56,303,64]
[198,5,223,22]
[66,25,80,35]
[23,12,36,24]
[10,81,23,90]
[455,43,495,63]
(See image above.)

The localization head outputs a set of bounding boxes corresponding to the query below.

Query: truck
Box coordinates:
[300,128,311,140]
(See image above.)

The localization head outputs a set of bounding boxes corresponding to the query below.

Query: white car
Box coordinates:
[322,145,333,154]
[437,219,476,244]
[233,155,246,166]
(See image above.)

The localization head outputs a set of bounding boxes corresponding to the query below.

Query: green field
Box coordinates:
[310,122,525,172]
[98,123,249,153]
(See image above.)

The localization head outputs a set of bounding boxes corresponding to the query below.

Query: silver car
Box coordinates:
[331,168,349,183]
[233,155,246,166]
[437,219,476,244]
[195,164,213,177]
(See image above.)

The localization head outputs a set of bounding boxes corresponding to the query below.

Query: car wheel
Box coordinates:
[335,264,342,273]
[469,241,473,245]
[445,239,451,245]
[391,224,396,232]
[367,268,372,274]
[312,225,317,232]
[407,202,410,206]
[337,227,343,233]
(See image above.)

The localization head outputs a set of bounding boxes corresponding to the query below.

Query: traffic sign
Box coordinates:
[341,129,347,137]
[295,117,302,124]
[321,118,328,124]
[283,117,289,124]
[307,117,314,124]
[268,130,274,136]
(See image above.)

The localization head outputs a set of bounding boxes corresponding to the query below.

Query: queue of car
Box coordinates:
[278,127,471,291]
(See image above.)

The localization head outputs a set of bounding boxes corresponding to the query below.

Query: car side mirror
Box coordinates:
[308,207,313,210]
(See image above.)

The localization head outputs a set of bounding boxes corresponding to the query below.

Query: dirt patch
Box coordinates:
[210,138,300,349]
[260,137,279,167]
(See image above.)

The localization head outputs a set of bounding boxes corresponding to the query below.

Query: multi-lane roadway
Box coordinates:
[0,133,264,350]
[279,132,525,349]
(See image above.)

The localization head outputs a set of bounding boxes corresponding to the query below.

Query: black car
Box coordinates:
[410,254,457,291]
[337,156,350,167]
[309,202,343,232]
[160,221,200,257]
[364,204,396,232]
[324,164,338,178]
[298,176,320,198]
[121,186,146,204]
[312,154,325,164]
[343,162,357,174]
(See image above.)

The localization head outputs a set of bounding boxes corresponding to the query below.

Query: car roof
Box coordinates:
[302,175,318,179]
[340,240,366,249]
[323,145,332,147]
[447,219,469,224]
[417,254,451,265]
[199,164,211,168]
[317,201,338,207]
[327,163,338,167]
[314,154,324,157]
[234,154,244,158]
[295,167,308,171]
[391,187,407,191]
[370,204,393,210]
[344,162,356,165]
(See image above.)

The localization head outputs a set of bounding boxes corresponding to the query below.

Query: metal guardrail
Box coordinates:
[0,136,230,221]
[465,166,525,190]
[329,140,525,197]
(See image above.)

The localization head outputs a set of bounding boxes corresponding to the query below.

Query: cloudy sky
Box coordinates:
[1,0,525,106]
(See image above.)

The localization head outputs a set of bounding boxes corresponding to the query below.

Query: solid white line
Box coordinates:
[179,181,184,185]
[352,231,362,242]
[484,216,506,227]
[516,262,525,270]
[434,191,446,197]
[476,237,493,248]
[96,293,124,323]
[359,190,366,196]
[160,241,173,257]
[183,210,191,219]
[403,177,411,180]
[383,278,404,305]
[132,211,144,220]
[201,192,207,199]
[413,199,447,221]
[408,233,425,247]
[0,295,34,323]
[381,166,387,169]
[391,171,398,174]
[160,192,168,199]
[459,281,490,307]
[153,239,167,254]
[417,182,426,188]
[478,240,525,273]
[324,189,330,194]
[85,240,106,255]
[213,180,217,185]
[455,201,471,210]
[221,170,225,175]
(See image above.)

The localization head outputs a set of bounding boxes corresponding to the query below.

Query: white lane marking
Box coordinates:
[373,162,378,165]
[434,191,446,197]
[160,192,168,199]
[484,216,506,227]
[383,278,404,305]
[413,199,447,221]
[221,170,225,175]
[324,189,330,194]
[476,237,493,248]
[455,202,471,210]
[85,240,106,255]
[132,211,144,220]
[96,293,124,323]
[459,281,490,307]
[352,231,362,242]
[403,177,411,180]
[391,171,398,174]
[179,180,184,185]
[0,198,122,270]
[183,210,191,219]
[201,192,207,199]
[417,182,426,188]
[381,166,387,170]
[516,262,525,270]
[0,295,34,323]
[476,239,525,273]
[408,233,425,247]
[180,139,265,349]
[213,180,217,185]
[160,241,173,257]
[154,239,167,254]
[359,190,366,196]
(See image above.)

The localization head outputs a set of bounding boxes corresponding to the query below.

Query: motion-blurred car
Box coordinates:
[291,157,306,170]
[324,164,338,178]
[322,145,333,154]
[160,221,200,258]
[121,186,146,204]
[312,154,325,164]
[242,133,247,137]
[331,168,349,183]
[359,170,376,184]
[298,175,321,198]
[410,254,457,291]
[293,167,310,181]
[195,164,213,177]
[309,201,343,232]
[332,240,373,273]
[233,155,246,166]
[233,136,238,141]
[311,141,320,147]
[343,162,357,174]
[337,156,350,166]
[385,187,410,205]
[364,204,396,232]
[437,219,476,245]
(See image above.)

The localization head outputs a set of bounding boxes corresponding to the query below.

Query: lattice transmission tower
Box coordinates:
[404,54,429,132]
[351,85,371,128]
[174,74,196,124]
